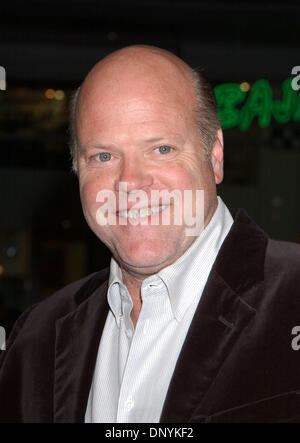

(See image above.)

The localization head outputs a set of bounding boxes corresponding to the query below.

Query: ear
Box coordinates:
[211,128,224,185]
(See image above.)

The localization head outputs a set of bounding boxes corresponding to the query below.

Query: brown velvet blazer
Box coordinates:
[1,208,300,423]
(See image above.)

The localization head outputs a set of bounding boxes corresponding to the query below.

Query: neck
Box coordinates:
[121,269,145,328]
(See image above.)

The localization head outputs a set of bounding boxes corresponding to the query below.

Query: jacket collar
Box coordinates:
[214,207,267,293]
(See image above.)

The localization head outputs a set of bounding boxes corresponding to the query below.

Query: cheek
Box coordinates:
[161,149,206,188]
[187,158,214,189]
[80,178,102,213]
[164,163,204,191]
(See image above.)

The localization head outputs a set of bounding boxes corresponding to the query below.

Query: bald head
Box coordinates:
[69,45,220,172]
[81,45,194,95]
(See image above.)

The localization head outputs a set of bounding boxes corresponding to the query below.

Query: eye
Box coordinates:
[97,152,112,162]
[157,145,172,155]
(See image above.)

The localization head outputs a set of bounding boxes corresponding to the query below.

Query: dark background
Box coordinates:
[0,0,300,335]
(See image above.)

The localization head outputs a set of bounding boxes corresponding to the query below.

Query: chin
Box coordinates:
[116,241,175,273]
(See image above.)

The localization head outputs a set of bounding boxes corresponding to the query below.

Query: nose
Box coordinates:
[114,155,153,193]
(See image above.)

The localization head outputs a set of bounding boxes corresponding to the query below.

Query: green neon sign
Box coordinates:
[214,78,300,131]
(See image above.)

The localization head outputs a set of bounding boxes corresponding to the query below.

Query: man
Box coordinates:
[0,45,300,423]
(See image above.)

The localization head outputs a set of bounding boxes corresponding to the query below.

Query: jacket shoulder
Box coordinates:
[266,238,300,274]
[258,237,300,308]
[33,267,109,315]
[2,267,109,352]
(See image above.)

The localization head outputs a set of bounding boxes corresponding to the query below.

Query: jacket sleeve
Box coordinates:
[0,303,39,422]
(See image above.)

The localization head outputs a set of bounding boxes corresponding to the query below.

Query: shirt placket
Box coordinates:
[118,287,134,387]
[116,280,167,423]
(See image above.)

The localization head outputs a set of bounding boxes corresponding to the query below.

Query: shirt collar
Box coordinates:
[107,259,130,326]
[157,196,233,321]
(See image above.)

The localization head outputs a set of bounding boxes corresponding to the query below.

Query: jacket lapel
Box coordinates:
[160,209,268,422]
[53,272,109,423]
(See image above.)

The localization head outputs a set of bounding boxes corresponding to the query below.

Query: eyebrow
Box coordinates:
[143,134,183,143]
[80,134,183,151]
[79,143,118,152]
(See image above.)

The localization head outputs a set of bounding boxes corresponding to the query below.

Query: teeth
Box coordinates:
[118,205,167,219]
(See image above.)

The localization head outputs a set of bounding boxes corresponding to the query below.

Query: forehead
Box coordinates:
[77,85,195,147]
[80,92,188,124]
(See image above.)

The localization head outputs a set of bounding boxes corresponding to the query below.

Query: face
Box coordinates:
[77,60,223,278]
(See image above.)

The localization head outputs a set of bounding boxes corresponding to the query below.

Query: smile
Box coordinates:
[118,205,168,219]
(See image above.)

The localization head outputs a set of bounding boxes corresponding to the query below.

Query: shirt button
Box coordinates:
[126,329,132,338]
[124,397,134,411]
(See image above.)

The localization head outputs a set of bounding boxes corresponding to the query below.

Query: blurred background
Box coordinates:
[0,0,300,335]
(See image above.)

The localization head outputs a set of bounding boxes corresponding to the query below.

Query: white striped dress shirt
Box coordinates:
[85,196,233,423]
